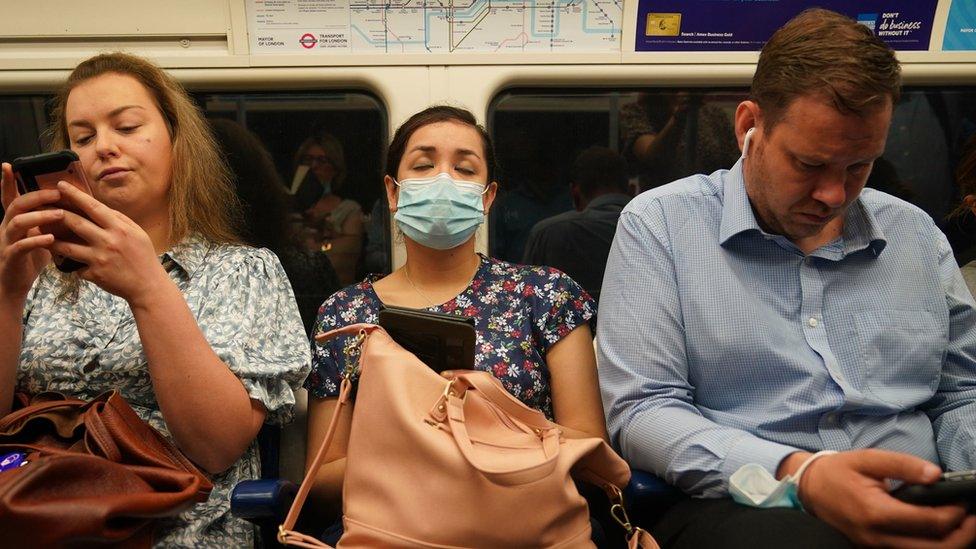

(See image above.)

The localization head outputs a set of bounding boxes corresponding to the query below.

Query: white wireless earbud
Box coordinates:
[741,127,756,158]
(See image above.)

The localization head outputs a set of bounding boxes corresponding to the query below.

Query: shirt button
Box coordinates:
[824,413,839,426]
[808,317,818,328]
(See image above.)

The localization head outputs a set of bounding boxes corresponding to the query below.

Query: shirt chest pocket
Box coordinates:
[851,309,946,407]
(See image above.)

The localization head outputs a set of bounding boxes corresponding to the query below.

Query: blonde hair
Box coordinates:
[950,134,976,219]
[49,52,241,245]
[294,132,347,190]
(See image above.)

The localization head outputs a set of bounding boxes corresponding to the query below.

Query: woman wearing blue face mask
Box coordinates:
[303,106,608,527]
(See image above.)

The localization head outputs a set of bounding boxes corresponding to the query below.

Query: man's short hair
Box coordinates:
[571,146,629,197]
[751,8,902,128]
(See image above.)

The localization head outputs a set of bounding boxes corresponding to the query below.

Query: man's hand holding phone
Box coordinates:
[0,162,61,304]
[790,449,976,547]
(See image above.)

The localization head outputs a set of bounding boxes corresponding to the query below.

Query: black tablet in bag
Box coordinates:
[377,305,477,373]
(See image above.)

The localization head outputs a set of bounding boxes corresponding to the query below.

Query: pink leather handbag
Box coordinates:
[279,323,657,549]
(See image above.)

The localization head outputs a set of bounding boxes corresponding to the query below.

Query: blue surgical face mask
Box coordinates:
[394,172,488,250]
[729,463,801,509]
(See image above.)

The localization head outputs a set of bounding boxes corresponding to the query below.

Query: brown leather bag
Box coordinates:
[0,390,213,547]
[280,324,658,549]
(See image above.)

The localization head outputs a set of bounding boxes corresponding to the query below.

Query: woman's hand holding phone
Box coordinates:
[0,162,60,303]
[48,181,168,307]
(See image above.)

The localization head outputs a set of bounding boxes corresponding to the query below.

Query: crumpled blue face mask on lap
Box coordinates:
[729,464,801,509]
[394,172,488,250]
[729,451,836,510]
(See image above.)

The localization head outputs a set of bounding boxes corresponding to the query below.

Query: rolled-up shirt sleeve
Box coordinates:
[597,201,797,497]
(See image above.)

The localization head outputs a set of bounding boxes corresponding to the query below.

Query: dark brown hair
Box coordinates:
[751,8,902,128]
[385,106,497,183]
[571,146,629,197]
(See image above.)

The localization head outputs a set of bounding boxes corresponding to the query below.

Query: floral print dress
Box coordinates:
[17,236,311,548]
[306,255,595,419]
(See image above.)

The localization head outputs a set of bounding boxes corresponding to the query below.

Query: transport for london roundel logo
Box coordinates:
[299,33,318,49]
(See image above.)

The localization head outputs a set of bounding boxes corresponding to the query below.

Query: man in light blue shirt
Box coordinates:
[598,8,976,548]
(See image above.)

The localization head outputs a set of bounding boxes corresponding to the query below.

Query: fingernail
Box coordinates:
[54,209,64,217]
[923,463,941,478]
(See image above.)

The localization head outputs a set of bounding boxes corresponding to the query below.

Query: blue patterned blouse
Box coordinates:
[306,255,595,419]
[18,236,311,548]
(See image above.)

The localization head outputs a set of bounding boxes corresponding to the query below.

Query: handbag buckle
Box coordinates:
[442,380,457,400]
[608,484,635,535]
[441,378,467,403]
[342,329,368,380]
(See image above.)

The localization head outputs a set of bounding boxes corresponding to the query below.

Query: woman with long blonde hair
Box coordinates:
[292,131,364,285]
[0,53,309,546]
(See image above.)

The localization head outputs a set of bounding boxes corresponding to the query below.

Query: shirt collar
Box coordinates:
[585,193,632,211]
[839,197,887,257]
[718,159,763,245]
[160,234,211,277]
[718,159,887,257]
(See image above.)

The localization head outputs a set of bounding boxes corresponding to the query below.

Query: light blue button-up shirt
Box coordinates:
[597,159,976,498]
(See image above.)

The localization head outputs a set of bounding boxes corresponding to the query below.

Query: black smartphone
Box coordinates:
[891,470,976,506]
[11,150,94,273]
[377,305,477,373]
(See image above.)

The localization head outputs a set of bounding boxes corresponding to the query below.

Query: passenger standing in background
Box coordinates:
[210,118,340,335]
[953,134,976,295]
[620,90,739,191]
[490,131,574,262]
[0,53,310,547]
[362,195,391,274]
[303,106,607,528]
[522,146,632,303]
[292,132,363,285]
[600,9,976,548]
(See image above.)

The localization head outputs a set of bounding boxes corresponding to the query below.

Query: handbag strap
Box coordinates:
[449,371,556,432]
[629,528,661,549]
[0,397,86,432]
[318,325,557,435]
[445,392,561,485]
[278,374,353,548]
[609,484,662,549]
[279,323,380,547]
[313,322,379,344]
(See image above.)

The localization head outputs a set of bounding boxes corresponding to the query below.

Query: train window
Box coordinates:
[0,90,388,332]
[488,89,746,303]
[200,92,390,285]
[0,96,50,161]
[488,87,976,303]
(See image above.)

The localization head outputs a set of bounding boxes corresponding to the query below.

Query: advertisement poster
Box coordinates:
[944,0,976,51]
[636,1,937,52]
